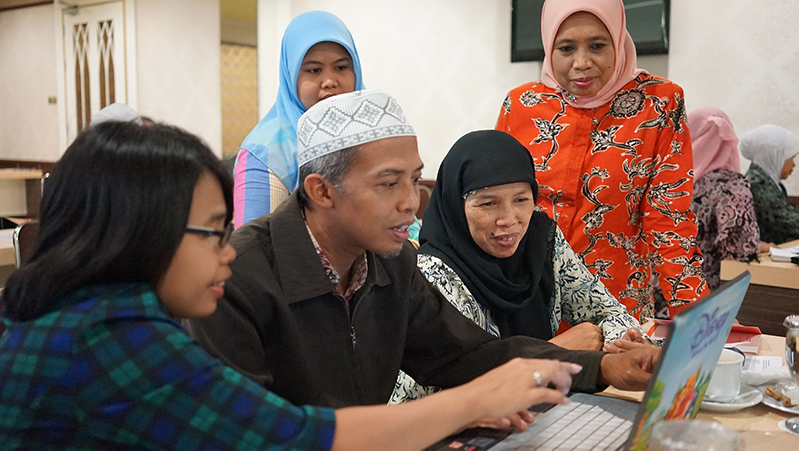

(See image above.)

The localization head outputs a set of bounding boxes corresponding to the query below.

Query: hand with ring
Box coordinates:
[462,359,582,431]
[533,370,544,387]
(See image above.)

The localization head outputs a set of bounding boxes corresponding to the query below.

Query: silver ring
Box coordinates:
[532,371,543,387]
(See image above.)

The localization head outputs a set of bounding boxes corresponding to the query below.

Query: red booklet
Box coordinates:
[648,319,762,354]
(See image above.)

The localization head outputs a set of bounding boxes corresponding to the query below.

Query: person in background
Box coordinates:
[740,124,799,245]
[496,0,706,321]
[0,121,582,450]
[392,130,652,403]
[89,102,143,126]
[688,108,765,291]
[187,90,660,418]
[234,11,363,227]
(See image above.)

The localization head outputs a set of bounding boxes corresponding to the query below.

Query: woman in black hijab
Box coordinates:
[391,130,649,403]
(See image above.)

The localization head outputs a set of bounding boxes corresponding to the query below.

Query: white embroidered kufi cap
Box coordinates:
[297,89,416,167]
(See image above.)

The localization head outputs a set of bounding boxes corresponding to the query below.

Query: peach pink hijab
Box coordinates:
[688,108,741,181]
[540,0,643,109]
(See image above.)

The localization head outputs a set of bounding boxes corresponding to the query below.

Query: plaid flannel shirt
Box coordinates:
[0,283,335,450]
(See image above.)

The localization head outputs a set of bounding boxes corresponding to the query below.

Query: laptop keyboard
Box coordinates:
[489,394,638,450]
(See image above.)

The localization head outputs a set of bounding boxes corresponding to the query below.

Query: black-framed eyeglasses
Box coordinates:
[185,223,233,247]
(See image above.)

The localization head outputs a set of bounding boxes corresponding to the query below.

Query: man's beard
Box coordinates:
[375,249,402,259]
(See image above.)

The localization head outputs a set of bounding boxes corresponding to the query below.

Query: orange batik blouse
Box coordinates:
[496,72,707,321]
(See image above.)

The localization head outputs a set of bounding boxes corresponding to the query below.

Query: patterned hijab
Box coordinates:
[689,107,740,180]
[419,130,557,339]
[238,11,365,192]
[540,0,643,109]
[739,125,799,184]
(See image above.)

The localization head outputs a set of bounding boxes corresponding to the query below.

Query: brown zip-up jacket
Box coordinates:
[186,193,605,408]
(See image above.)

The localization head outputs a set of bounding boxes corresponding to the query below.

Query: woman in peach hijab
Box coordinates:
[497,0,706,321]
[689,107,764,290]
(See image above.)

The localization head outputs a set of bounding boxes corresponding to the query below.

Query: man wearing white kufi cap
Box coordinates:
[187,90,659,414]
[296,89,416,167]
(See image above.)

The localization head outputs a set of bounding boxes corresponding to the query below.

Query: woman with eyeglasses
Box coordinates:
[0,121,579,450]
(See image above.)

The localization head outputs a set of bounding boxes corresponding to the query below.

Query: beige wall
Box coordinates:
[273,0,669,179]
[4,0,799,189]
[221,43,258,156]
[136,0,222,155]
[0,0,222,160]
[265,0,799,195]
[669,0,799,194]
[280,0,537,179]
[0,4,60,161]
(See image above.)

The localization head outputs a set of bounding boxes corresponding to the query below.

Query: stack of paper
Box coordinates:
[769,245,799,262]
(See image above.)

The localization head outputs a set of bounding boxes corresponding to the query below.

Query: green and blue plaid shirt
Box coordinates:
[0,283,335,450]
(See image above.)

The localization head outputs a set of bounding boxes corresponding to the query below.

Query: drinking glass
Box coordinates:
[783,315,799,432]
[649,420,741,450]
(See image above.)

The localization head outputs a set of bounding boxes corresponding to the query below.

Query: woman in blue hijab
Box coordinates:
[234,11,365,227]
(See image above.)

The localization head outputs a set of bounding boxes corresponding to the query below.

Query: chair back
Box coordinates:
[12,220,39,269]
[221,153,237,175]
[416,180,435,220]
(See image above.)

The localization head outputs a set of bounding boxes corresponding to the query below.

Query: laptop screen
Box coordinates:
[427,272,751,451]
[627,271,751,450]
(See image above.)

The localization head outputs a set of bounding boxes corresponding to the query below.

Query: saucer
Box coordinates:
[700,384,763,412]
[759,387,799,415]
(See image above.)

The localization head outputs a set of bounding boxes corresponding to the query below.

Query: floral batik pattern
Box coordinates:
[389,228,650,404]
[691,169,760,290]
[497,72,707,321]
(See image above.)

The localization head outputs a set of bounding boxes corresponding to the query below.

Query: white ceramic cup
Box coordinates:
[705,348,744,403]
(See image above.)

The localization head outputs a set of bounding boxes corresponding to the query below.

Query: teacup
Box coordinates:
[705,348,744,403]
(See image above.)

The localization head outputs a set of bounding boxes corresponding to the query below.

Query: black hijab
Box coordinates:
[419,130,557,339]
